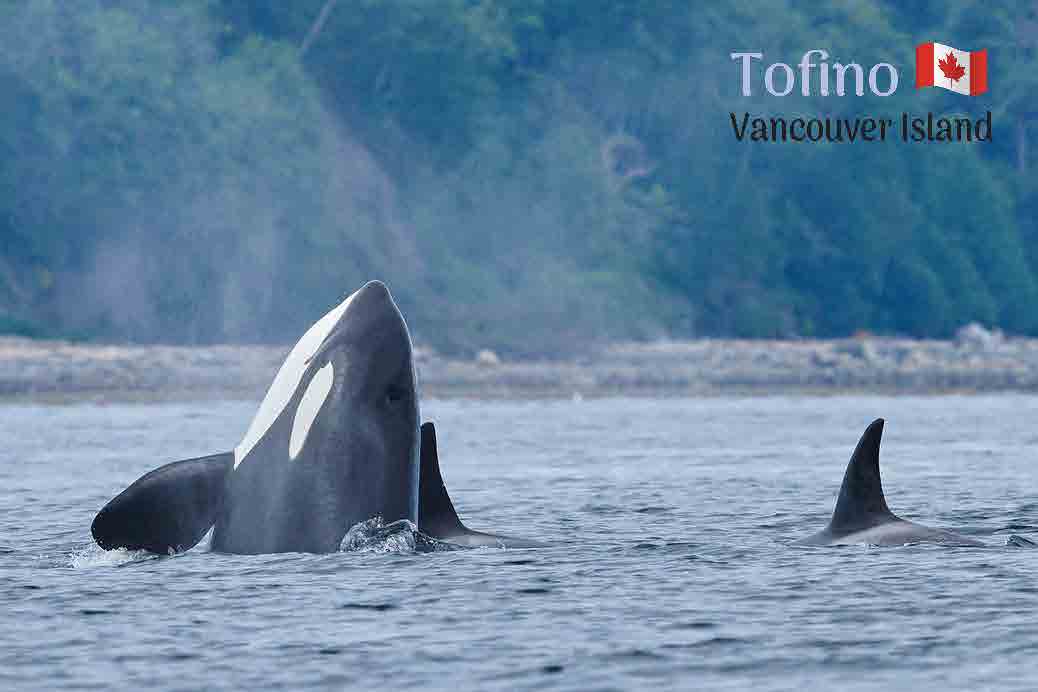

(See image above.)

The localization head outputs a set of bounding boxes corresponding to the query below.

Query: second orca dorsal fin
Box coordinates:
[418,421,541,548]
[828,419,898,532]
[417,422,467,538]
[92,452,233,554]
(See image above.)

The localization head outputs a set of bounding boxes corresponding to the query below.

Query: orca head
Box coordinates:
[234,280,420,526]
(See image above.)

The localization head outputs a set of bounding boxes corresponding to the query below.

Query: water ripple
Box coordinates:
[3,395,1038,690]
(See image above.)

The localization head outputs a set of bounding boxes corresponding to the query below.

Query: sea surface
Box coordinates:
[3,395,1038,691]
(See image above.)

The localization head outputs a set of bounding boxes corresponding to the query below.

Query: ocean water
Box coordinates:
[2,395,1038,691]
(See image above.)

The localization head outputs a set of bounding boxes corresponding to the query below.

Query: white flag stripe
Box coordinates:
[932,42,971,96]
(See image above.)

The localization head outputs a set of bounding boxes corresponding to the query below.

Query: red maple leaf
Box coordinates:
[938,51,966,87]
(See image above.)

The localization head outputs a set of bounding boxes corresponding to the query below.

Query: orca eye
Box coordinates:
[384,385,408,405]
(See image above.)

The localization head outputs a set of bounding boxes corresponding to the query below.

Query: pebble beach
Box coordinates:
[1,324,1035,400]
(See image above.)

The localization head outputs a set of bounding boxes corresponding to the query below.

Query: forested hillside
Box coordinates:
[1,1,1035,354]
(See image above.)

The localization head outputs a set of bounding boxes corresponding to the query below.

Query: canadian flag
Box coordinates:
[916,42,987,96]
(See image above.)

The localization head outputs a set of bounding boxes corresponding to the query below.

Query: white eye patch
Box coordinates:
[289,362,334,460]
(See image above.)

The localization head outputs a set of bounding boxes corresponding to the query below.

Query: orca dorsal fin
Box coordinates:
[417,422,467,538]
[92,452,233,553]
[829,419,898,532]
[417,421,543,548]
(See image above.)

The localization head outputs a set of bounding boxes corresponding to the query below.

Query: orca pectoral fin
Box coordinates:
[92,452,233,553]
[417,422,541,548]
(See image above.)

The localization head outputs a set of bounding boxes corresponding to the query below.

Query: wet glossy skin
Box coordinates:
[213,281,420,554]
[798,519,984,547]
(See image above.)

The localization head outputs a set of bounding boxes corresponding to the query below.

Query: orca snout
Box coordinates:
[308,280,408,367]
[350,280,407,336]
[354,280,394,310]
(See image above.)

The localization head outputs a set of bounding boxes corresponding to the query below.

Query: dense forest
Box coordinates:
[0,1,1035,354]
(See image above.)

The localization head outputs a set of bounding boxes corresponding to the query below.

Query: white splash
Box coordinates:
[69,544,154,568]
[339,517,457,554]
[70,528,215,568]
[289,361,334,460]
[340,517,419,553]
[235,290,356,467]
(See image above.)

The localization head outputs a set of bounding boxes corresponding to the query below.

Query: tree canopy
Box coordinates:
[0,1,1033,353]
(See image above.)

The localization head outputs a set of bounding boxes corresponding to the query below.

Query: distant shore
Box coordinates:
[2,324,1037,401]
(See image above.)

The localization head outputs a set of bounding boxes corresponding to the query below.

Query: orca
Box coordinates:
[797,418,983,547]
[91,280,533,554]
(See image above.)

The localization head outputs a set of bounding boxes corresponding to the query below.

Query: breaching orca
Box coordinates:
[91,281,533,554]
[797,418,983,547]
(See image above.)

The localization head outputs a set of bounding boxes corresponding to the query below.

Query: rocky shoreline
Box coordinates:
[1,324,1036,400]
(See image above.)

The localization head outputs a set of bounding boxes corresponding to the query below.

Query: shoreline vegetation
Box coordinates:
[3,325,1037,401]
[5,4,1038,354]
